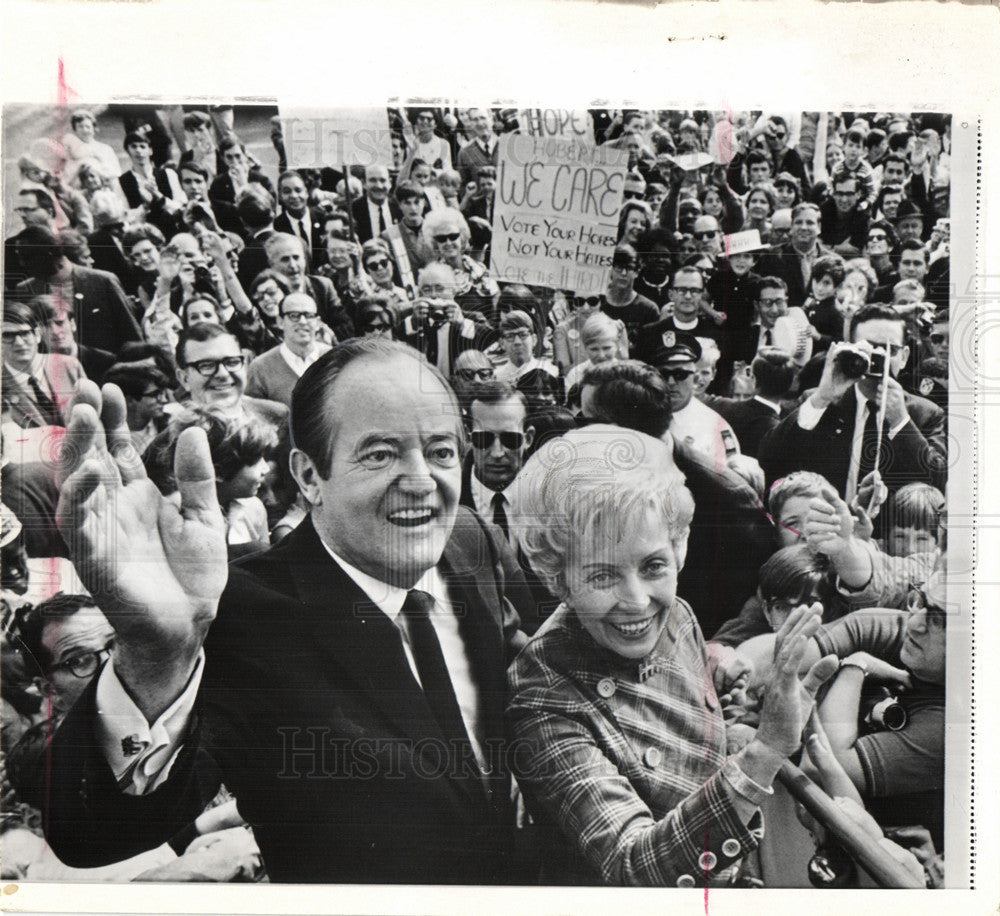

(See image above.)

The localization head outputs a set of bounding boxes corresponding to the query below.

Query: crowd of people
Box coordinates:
[1,105,952,888]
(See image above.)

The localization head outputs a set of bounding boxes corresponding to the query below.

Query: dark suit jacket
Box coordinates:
[236,227,275,291]
[701,394,782,458]
[15,266,143,357]
[87,227,132,288]
[457,140,499,187]
[350,196,402,244]
[758,385,948,500]
[33,511,532,884]
[756,241,837,309]
[458,456,559,635]
[274,207,328,270]
[2,354,85,428]
[304,274,354,341]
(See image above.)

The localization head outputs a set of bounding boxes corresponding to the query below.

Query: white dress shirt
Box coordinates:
[94,531,487,793]
[278,341,330,377]
[366,198,395,235]
[796,383,909,501]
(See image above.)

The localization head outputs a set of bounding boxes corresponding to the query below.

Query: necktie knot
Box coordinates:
[401,588,435,621]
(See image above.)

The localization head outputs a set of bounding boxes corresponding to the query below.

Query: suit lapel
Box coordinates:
[2,366,46,427]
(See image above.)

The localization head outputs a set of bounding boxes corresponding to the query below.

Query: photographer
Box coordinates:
[396,262,493,374]
[759,305,947,508]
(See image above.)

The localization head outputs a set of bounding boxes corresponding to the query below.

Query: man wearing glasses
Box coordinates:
[651,331,740,465]
[820,174,870,258]
[598,244,658,353]
[493,310,559,385]
[175,324,287,433]
[5,189,57,292]
[633,265,721,364]
[246,293,331,408]
[692,215,724,259]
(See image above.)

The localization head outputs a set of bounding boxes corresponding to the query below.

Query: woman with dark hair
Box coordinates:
[742,185,776,239]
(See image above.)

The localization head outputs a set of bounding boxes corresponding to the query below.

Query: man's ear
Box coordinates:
[289,448,323,507]
[523,424,535,452]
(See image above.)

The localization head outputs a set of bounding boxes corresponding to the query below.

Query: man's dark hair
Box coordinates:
[15,594,98,677]
[899,238,929,260]
[3,301,40,330]
[103,362,174,400]
[791,202,821,221]
[469,379,525,413]
[849,304,907,340]
[580,359,673,438]
[865,128,887,152]
[18,188,56,217]
[291,338,461,478]
[887,132,914,154]
[881,153,910,175]
[756,275,788,298]
[476,166,497,181]
[175,322,240,368]
[636,226,674,254]
[746,149,770,170]
[236,185,275,230]
[178,160,210,181]
[751,347,797,399]
[612,242,639,270]
[219,136,246,155]
[277,170,307,194]
[523,407,577,459]
[845,128,866,145]
[394,180,426,204]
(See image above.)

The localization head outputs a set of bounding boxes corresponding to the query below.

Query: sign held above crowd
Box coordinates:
[491,133,628,294]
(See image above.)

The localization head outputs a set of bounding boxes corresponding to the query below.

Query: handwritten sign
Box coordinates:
[490,133,628,294]
[517,109,594,145]
[279,106,393,169]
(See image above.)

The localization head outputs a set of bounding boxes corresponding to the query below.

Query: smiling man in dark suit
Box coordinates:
[273,171,328,269]
[38,338,532,884]
[350,165,402,243]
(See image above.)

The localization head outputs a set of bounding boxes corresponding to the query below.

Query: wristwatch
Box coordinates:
[839,656,869,677]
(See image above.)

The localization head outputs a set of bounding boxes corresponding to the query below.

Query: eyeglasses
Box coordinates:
[671,287,702,297]
[282,310,318,323]
[868,233,888,242]
[622,191,644,201]
[365,259,391,270]
[2,329,35,343]
[929,332,948,344]
[51,642,115,679]
[659,367,695,382]
[501,329,532,341]
[610,264,636,275]
[139,388,171,402]
[434,232,461,243]
[693,230,719,240]
[759,297,788,307]
[454,367,494,381]
[185,355,245,377]
[255,287,283,300]
[470,430,525,450]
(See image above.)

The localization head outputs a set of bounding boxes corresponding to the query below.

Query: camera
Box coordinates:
[863,691,907,732]
[834,344,888,379]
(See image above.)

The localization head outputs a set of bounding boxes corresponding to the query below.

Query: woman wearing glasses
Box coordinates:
[419,209,499,320]
[360,239,410,321]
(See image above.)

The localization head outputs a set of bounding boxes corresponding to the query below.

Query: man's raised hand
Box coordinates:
[56,382,228,719]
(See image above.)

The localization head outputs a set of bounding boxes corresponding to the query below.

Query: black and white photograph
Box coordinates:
[0,1,994,913]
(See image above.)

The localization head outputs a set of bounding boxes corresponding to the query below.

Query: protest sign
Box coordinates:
[491,133,628,294]
[279,106,393,168]
[517,109,594,144]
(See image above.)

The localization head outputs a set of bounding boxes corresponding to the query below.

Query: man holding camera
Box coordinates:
[759,304,947,505]
[396,263,492,375]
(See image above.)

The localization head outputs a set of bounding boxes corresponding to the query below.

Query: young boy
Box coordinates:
[832,128,877,209]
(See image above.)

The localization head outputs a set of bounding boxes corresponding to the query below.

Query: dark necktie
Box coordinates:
[376,205,386,234]
[297,218,308,243]
[400,590,476,765]
[857,400,883,483]
[28,375,61,426]
[490,492,510,540]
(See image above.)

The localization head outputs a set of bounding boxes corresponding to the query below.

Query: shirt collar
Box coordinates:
[6,357,43,384]
[317,533,445,625]
[469,467,517,517]
[753,394,781,413]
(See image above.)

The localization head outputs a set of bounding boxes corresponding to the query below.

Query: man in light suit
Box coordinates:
[2,302,84,429]
[34,338,533,884]
[13,226,143,357]
[759,305,948,505]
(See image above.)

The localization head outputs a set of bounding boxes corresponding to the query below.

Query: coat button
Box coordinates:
[596,678,616,698]
[676,874,695,887]
[722,838,741,858]
[643,746,662,768]
[698,851,718,871]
